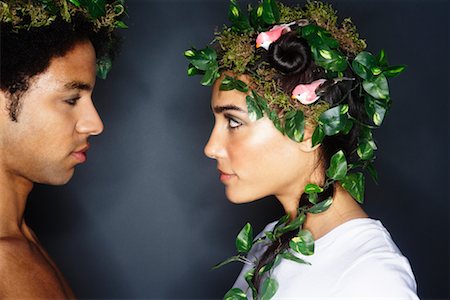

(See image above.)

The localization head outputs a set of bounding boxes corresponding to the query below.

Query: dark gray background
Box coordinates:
[27,0,449,299]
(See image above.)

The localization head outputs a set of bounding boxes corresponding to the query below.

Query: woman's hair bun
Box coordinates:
[268,31,311,74]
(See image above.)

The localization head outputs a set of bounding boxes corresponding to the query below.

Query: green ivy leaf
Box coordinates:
[224,288,248,300]
[280,251,311,265]
[67,0,81,7]
[78,0,106,19]
[304,183,323,194]
[115,20,128,29]
[319,106,348,136]
[383,65,407,78]
[274,213,306,236]
[260,278,278,300]
[229,0,251,32]
[284,110,305,142]
[187,63,201,77]
[244,269,257,300]
[340,172,365,203]
[357,141,374,160]
[307,197,333,214]
[184,47,217,71]
[363,74,389,100]
[220,75,249,93]
[289,230,314,255]
[366,162,379,184]
[364,94,389,126]
[353,51,378,72]
[326,150,347,180]
[308,193,318,205]
[246,95,264,121]
[376,49,389,67]
[200,66,220,86]
[311,124,325,147]
[268,110,283,133]
[236,223,253,253]
[96,56,112,79]
[261,0,280,24]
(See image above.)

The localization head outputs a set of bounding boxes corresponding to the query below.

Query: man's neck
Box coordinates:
[0,169,33,238]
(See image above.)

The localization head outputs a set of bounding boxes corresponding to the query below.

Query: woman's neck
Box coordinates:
[303,184,368,240]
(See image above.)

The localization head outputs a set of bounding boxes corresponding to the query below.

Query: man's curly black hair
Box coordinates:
[0,13,120,121]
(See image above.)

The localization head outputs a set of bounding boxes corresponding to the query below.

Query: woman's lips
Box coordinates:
[72,144,89,163]
[219,170,236,182]
[72,151,87,163]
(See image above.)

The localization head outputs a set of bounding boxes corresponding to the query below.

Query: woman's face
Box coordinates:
[204,76,317,204]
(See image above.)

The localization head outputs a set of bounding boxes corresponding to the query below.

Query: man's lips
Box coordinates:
[72,144,90,163]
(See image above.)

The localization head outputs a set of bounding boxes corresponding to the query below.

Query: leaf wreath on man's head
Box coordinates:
[1,0,128,78]
[185,0,405,299]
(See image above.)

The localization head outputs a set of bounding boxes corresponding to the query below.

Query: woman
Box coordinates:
[186,1,418,299]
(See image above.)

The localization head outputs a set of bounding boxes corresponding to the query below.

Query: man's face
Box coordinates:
[0,40,103,185]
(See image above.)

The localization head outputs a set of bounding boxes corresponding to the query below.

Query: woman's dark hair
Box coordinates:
[252,31,366,289]
[0,13,119,121]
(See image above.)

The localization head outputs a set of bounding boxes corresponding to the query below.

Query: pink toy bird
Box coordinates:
[256,22,296,50]
[291,79,327,105]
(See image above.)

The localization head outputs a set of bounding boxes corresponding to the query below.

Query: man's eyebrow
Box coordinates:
[212,104,246,114]
[64,81,92,91]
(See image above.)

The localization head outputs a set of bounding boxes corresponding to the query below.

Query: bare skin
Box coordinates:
[205,75,368,241]
[0,40,103,298]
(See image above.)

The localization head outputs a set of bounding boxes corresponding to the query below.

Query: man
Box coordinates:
[0,1,126,297]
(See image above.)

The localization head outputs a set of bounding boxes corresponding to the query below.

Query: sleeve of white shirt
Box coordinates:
[333,252,419,300]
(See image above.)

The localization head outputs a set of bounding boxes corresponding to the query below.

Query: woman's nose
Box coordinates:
[204,126,225,160]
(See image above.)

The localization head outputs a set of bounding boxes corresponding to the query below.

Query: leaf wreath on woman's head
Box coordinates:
[185,0,405,299]
[1,0,128,78]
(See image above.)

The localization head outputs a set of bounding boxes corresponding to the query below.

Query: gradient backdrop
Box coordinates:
[26,0,449,299]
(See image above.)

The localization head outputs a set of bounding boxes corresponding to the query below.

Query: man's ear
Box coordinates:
[298,126,321,153]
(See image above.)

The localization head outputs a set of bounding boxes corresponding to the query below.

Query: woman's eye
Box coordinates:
[228,117,242,129]
[65,97,80,106]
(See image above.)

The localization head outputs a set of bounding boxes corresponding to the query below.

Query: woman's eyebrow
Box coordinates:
[212,104,247,114]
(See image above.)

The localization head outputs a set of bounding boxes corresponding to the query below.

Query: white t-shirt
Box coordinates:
[232,218,419,299]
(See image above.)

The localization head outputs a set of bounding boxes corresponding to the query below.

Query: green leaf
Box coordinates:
[363,74,389,100]
[354,51,378,71]
[351,60,371,80]
[274,213,306,236]
[246,95,264,121]
[67,0,81,7]
[366,162,379,184]
[383,65,406,78]
[364,94,388,126]
[115,20,128,29]
[224,288,248,300]
[311,46,347,72]
[185,47,217,71]
[38,0,59,14]
[78,0,106,19]
[200,66,219,86]
[308,193,318,205]
[228,0,251,32]
[357,141,374,160]
[187,63,201,76]
[236,223,253,253]
[96,56,112,79]
[376,49,389,67]
[289,230,314,255]
[307,197,333,214]
[212,255,242,269]
[304,183,323,194]
[280,251,311,265]
[326,150,347,180]
[244,269,257,300]
[260,278,278,300]
[319,106,348,136]
[268,110,283,133]
[284,110,305,142]
[261,0,280,24]
[220,76,249,93]
[311,125,325,147]
[340,172,365,204]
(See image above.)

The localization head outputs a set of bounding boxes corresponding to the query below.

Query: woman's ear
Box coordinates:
[298,126,321,153]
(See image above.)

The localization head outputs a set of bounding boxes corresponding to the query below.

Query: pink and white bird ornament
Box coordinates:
[291,79,327,105]
[256,22,296,50]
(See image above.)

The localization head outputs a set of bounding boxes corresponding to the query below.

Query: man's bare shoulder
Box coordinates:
[0,237,68,298]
